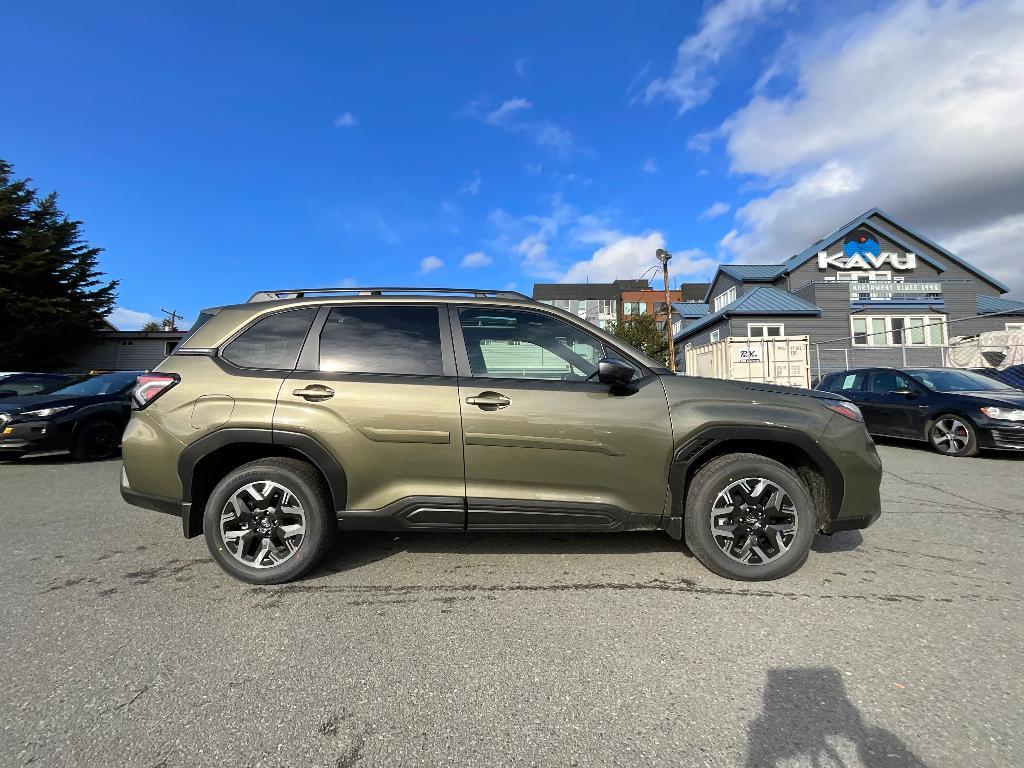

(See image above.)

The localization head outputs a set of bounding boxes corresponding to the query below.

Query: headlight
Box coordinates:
[20,405,76,418]
[980,407,1024,422]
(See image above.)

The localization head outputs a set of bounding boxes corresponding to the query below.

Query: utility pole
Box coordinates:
[656,249,676,372]
[159,307,183,332]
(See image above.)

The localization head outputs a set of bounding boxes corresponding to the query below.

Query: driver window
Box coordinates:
[869,371,910,393]
[458,307,617,380]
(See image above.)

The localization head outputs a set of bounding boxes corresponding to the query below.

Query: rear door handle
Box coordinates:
[292,385,335,401]
[466,392,510,410]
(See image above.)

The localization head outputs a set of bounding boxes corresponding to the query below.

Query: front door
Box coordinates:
[276,303,466,526]
[451,305,673,531]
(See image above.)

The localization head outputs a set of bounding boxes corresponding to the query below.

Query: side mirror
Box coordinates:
[597,357,635,389]
[891,387,917,398]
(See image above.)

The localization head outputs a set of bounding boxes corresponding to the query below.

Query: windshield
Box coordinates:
[49,372,141,396]
[911,369,1013,392]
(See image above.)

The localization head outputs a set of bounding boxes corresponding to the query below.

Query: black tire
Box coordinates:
[684,453,816,581]
[203,457,337,585]
[927,414,978,457]
[70,420,121,461]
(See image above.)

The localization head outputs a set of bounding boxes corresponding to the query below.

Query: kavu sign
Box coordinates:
[817,228,917,271]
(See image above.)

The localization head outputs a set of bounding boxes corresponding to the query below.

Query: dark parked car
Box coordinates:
[816,367,1024,457]
[0,372,77,399]
[0,371,143,461]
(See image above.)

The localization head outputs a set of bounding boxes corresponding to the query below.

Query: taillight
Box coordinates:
[133,373,179,409]
[823,400,863,423]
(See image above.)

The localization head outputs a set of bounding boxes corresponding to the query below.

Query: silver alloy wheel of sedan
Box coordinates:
[930,417,970,454]
[219,480,307,569]
[710,477,799,566]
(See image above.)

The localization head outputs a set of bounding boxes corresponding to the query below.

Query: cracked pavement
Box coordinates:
[2,441,1022,767]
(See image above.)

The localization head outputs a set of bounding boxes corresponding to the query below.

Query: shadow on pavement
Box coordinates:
[872,435,1024,460]
[746,667,929,767]
[812,530,864,553]
[310,530,692,577]
[0,451,121,466]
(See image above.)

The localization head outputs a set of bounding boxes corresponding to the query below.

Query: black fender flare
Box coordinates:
[665,424,844,536]
[177,428,348,537]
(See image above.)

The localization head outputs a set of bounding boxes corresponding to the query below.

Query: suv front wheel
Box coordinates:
[684,453,816,581]
[203,458,337,584]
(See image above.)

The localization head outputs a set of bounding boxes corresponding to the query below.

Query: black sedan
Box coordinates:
[815,367,1024,457]
[0,371,142,461]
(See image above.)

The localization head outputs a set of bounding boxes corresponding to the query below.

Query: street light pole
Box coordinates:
[656,248,675,372]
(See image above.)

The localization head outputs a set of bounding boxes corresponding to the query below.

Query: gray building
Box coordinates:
[533,279,709,330]
[674,208,1024,376]
[64,321,186,373]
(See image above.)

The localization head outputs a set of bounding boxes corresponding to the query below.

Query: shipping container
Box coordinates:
[684,336,811,388]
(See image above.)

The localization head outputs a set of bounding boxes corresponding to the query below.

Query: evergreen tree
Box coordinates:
[140,321,163,332]
[0,159,117,369]
[608,312,669,364]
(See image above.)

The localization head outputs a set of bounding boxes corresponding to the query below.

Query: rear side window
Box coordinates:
[319,305,443,375]
[824,372,867,394]
[222,308,317,370]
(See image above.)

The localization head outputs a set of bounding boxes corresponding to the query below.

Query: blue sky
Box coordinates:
[3,0,1022,328]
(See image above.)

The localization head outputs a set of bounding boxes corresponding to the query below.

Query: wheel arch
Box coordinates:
[667,426,841,539]
[178,428,348,538]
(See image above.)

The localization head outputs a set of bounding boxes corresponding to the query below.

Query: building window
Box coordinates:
[851,315,946,346]
[710,329,721,343]
[1007,323,1024,331]
[623,301,646,316]
[165,341,178,355]
[712,286,737,312]
[747,324,784,338]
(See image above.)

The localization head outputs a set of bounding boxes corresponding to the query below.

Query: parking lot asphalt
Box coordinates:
[1,442,1022,768]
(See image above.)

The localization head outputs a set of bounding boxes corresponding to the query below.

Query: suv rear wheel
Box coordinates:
[684,453,816,581]
[203,457,337,584]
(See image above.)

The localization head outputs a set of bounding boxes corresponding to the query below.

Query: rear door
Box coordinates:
[276,303,466,525]
[451,305,673,530]
[866,370,919,436]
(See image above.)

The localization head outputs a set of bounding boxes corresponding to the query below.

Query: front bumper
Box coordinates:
[975,419,1024,451]
[0,418,71,454]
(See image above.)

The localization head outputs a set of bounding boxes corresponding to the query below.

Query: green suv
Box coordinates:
[120,287,882,584]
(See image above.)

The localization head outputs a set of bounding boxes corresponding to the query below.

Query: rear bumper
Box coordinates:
[820,415,884,530]
[119,467,181,517]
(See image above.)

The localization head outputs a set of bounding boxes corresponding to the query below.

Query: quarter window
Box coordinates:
[222,308,317,369]
[319,305,443,375]
[458,308,617,381]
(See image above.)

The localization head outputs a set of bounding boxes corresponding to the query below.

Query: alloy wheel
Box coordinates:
[931,418,970,454]
[710,477,799,566]
[219,480,307,569]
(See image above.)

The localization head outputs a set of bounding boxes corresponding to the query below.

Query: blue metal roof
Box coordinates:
[675,286,821,340]
[719,264,787,281]
[977,294,1024,315]
[672,302,710,317]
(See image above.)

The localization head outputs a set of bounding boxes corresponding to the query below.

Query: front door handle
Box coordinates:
[466,391,510,410]
[292,385,335,401]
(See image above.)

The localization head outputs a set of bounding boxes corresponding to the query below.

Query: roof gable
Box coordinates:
[784,208,1009,292]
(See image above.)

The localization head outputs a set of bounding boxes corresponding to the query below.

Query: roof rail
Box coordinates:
[246,286,533,303]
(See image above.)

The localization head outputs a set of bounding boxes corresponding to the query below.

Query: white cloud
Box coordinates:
[713,0,1024,296]
[561,234,719,284]
[459,171,482,196]
[514,57,529,79]
[419,256,443,274]
[107,307,160,331]
[464,98,576,156]
[643,0,794,113]
[333,112,358,128]
[642,158,659,174]
[698,201,731,220]
[461,251,492,268]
